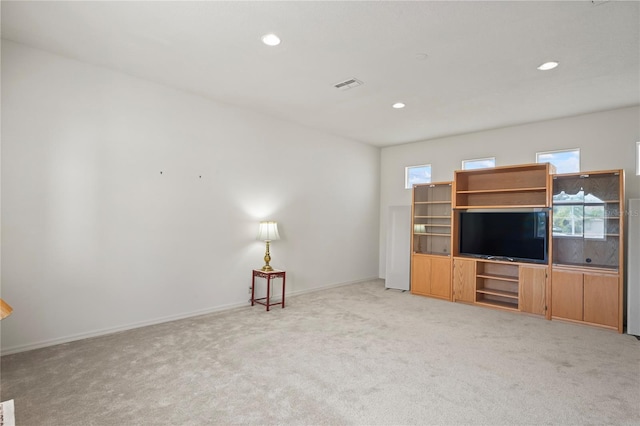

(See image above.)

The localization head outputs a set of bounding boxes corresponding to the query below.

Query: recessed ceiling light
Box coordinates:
[392,102,406,109]
[261,33,281,46]
[537,61,559,71]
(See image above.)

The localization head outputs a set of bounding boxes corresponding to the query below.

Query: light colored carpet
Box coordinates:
[1,279,639,425]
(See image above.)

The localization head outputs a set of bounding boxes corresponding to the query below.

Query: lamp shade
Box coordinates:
[257,221,280,241]
[0,298,13,320]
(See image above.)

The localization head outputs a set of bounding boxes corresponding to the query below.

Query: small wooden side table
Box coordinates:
[251,269,286,311]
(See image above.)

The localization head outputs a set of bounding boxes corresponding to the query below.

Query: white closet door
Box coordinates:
[627,199,640,335]
[385,206,411,290]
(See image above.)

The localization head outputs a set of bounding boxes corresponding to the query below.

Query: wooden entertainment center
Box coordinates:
[411,163,625,332]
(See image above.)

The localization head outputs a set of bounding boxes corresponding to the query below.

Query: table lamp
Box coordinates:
[257,221,280,271]
[0,299,13,320]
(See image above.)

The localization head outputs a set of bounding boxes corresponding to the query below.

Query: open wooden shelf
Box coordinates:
[456,187,547,194]
[453,163,554,208]
[476,288,519,299]
[473,259,521,310]
[476,273,519,282]
[476,298,519,311]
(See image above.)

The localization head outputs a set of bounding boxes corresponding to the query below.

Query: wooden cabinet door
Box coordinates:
[520,266,547,316]
[430,257,452,300]
[583,273,619,329]
[453,258,475,303]
[551,270,583,321]
[411,255,431,296]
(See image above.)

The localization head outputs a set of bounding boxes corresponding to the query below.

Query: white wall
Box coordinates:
[379,106,640,277]
[0,41,381,354]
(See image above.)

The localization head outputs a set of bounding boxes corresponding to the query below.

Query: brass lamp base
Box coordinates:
[261,240,274,271]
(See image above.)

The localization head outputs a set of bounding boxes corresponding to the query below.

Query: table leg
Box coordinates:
[251,273,255,306]
[266,275,271,311]
[282,274,286,309]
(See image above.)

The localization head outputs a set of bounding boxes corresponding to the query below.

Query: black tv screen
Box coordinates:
[459,211,548,263]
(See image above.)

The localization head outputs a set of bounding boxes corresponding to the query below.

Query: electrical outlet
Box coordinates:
[248,286,252,294]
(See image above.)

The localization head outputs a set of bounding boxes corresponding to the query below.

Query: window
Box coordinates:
[462,157,496,170]
[536,149,580,174]
[405,164,431,189]
[552,190,605,240]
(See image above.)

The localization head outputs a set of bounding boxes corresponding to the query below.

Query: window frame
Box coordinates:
[536,148,580,174]
[405,164,432,189]
[461,157,496,170]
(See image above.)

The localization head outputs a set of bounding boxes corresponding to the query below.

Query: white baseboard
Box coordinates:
[286,277,381,298]
[0,300,248,356]
[0,277,381,356]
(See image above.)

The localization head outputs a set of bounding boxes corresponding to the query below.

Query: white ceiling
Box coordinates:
[1,1,639,147]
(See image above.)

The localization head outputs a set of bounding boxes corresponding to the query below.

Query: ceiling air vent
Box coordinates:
[333,78,363,91]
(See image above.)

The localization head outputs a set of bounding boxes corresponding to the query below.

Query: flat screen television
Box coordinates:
[458,210,548,264]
